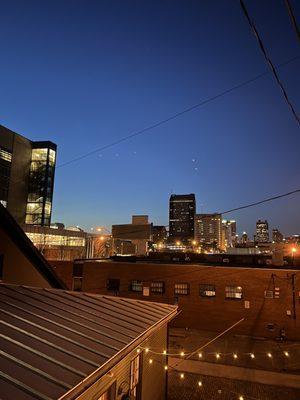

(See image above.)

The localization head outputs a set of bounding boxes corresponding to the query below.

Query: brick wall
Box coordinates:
[50,260,300,340]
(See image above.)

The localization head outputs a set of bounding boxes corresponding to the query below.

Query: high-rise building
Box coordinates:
[195,213,222,249]
[241,231,248,244]
[169,194,196,243]
[222,219,237,248]
[0,125,56,226]
[255,219,269,243]
[272,228,284,243]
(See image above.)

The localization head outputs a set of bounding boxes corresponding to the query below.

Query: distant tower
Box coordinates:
[169,194,196,244]
[272,228,283,243]
[255,220,269,243]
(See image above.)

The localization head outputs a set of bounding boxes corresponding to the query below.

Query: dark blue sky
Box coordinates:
[1,0,299,236]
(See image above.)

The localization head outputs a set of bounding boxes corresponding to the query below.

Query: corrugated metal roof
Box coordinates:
[0,284,177,400]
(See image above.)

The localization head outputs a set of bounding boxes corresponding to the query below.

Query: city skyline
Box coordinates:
[1,1,299,236]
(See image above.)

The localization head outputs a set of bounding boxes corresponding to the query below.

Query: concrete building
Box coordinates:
[0,124,56,226]
[255,219,269,243]
[112,215,152,255]
[195,213,222,250]
[169,194,196,244]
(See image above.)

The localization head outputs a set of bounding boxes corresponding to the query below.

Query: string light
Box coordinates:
[198,352,202,358]
[145,348,149,353]
[149,359,153,364]
[267,353,272,358]
[136,349,140,353]
[233,353,238,359]
[180,373,185,379]
[163,350,167,355]
[239,396,244,400]
[216,353,220,359]
[198,381,202,387]
[250,353,255,359]
[180,351,185,357]
[164,365,168,370]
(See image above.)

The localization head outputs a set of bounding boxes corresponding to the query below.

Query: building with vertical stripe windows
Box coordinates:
[0,124,56,226]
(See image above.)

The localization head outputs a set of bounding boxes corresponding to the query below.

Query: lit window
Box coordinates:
[0,200,7,208]
[48,149,56,164]
[151,281,165,294]
[174,283,189,295]
[200,284,216,297]
[0,147,12,162]
[131,280,143,292]
[264,290,274,299]
[31,148,48,161]
[225,286,243,299]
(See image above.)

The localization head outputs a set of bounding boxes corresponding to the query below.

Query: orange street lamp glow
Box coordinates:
[176,241,181,246]
[192,240,197,245]
[292,247,297,253]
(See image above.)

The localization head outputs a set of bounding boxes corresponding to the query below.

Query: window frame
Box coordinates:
[199,284,216,298]
[225,285,243,300]
[130,280,143,293]
[150,281,165,294]
[174,282,190,296]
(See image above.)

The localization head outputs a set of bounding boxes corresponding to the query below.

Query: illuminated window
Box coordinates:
[174,283,189,295]
[31,148,48,161]
[151,281,165,294]
[225,286,243,299]
[264,290,274,299]
[200,284,216,297]
[131,280,143,292]
[0,147,12,162]
[48,149,56,164]
[130,354,141,398]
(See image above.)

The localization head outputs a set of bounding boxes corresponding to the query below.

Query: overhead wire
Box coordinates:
[284,0,300,42]
[239,0,300,126]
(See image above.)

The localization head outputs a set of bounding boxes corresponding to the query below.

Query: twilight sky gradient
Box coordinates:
[1,0,299,237]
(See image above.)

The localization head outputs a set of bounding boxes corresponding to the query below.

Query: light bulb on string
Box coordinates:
[163,350,167,355]
[216,353,220,359]
[149,359,153,364]
[267,353,272,358]
[180,373,185,379]
[164,365,168,371]
[180,351,185,357]
[145,348,149,353]
[233,353,238,359]
[198,352,202,358]
[250,353,255,359]
[284,351,289,357]
[198,381,202,387]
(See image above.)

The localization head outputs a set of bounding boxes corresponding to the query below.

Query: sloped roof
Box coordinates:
[0,203,65,289]
[0,284,177,400]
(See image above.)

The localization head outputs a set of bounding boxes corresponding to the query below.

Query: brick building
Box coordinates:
[51,260,300,341]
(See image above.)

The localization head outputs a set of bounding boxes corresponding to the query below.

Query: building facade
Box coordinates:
[221,219,237,249]
[195,213,222,250]
[169,194,196,244]
[255,219,269,243]
[272,228,284,243]
[112,215,152,255]
[0,124,56,226]
[51,259,300,341]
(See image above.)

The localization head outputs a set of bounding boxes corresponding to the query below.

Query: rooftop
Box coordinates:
[0,284,177,400]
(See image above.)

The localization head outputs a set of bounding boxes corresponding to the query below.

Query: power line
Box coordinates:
[57,56,299,169]
[284,0,300,42]
[240,0,300,126]
[221,187,300,214]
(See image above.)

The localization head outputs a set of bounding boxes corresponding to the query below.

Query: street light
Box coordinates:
[176,241,181,246]
[291,247,297,264]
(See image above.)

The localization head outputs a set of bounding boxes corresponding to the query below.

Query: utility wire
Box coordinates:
[240,0,300,126]
[284,0,300,42]
[57,56,299,169]
[221,187,300,214]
